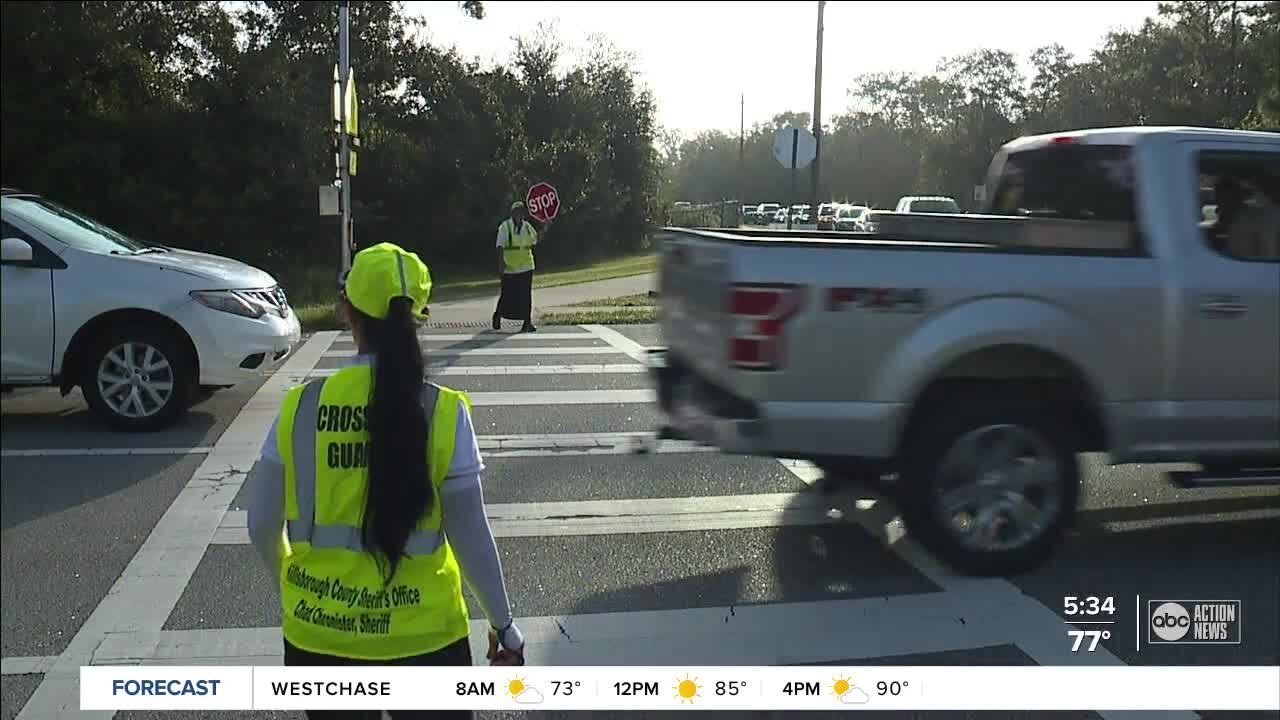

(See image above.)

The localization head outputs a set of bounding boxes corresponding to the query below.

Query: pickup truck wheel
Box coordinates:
[898,393,1079,576]
[81,325,193,432]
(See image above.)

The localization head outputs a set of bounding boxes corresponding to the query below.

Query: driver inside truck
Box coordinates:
[1209,174,1280,261]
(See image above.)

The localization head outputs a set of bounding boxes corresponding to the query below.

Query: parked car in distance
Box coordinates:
[1,188,302,430]
[756,203,781,224]
[816,203,837,230]
[835,204,870,231]
[894,195,963,214]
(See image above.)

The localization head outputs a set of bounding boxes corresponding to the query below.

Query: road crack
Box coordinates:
[555,618,574,643]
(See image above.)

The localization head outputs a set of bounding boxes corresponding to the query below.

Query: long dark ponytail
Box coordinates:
[359,296,430,584]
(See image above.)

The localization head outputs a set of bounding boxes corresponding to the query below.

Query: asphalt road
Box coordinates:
[2,324,1276,720]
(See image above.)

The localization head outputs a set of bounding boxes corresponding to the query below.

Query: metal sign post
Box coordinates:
[338,0,352,273]
[788,129,798,230]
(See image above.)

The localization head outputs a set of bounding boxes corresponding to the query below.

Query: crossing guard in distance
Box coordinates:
[526,182,560,223]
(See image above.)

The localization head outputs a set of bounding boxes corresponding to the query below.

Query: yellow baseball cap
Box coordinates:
[341,242,432,319]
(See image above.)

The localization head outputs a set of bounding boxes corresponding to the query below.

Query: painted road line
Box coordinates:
[463,389,654,405]
[212,490,837,544]
[332,332,593,342]
[477,431,654,446]
[1,656,56,676]
[581,324,652,363]
[478,445,716,458]
[0,432,687,461]
[0,447,213,458]
[418,332,596,342]
[13,331,339,720]
[292,364,648,379]
[88,592,1000,667]
[323,346,622,358]
[774,460,1200,720]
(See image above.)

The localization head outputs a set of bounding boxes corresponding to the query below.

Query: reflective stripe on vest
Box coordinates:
[502,219,535,273]
[286,379,444,555]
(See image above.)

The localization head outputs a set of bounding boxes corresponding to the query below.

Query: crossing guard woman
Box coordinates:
[246,242,525,719]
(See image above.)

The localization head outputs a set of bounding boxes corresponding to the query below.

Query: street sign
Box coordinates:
[773,126,817,170]
[318,185,339,216]
[526,182,561,223]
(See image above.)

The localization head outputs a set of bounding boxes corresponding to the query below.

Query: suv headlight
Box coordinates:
[190,290,266,319]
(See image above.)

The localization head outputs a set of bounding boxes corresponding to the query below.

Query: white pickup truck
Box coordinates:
[1,188,301,430]
[651,126,1280,576]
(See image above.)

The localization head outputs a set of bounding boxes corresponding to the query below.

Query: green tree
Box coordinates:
[1,0,663,297]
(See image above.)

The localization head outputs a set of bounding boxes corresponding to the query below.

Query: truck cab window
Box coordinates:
[1198,151,1280,262]
[988,144,1137,224]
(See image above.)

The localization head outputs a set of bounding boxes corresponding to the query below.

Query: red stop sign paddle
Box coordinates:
[525,182,560,223]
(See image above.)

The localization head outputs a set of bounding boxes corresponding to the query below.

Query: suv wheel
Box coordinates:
[898,389,1079,576]
[81,325,193,431]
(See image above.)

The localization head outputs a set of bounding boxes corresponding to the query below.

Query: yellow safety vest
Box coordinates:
[501,219,536,274]
[276,366,471,660]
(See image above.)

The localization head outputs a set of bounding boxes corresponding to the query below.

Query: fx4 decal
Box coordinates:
[826,287,929,313]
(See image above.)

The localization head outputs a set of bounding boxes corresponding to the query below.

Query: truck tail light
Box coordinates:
[726,284,806,370]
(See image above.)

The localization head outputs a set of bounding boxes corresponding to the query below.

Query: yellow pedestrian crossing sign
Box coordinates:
[345,68,359,176]
[332,65,360,176]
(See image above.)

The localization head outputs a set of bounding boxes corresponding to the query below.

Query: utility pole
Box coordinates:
[338,0,352,273]
[739,94,745,213]
[809,0,825,218]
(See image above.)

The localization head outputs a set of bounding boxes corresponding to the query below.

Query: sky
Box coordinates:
[406,0,1163,138]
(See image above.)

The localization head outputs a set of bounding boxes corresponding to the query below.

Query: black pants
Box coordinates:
[283,637,474,720]
[495,270,533,323]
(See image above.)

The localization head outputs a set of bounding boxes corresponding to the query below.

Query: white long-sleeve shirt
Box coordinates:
[244,357,522,649]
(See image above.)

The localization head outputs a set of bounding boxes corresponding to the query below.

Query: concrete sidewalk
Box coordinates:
[427,272,656,328]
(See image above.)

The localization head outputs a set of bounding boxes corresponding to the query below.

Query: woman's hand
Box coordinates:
[487,628,525,666]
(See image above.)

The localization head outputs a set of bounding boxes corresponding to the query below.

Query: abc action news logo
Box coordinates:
[1147,600,1242,644]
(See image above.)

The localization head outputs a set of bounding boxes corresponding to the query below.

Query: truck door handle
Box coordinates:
[1200,298,1247,316]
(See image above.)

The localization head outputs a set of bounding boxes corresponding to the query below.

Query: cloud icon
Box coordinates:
[514,688,545,705]
[839,687,870,704]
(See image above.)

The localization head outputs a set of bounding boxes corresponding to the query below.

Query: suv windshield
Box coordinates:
[2,195,149,254]
[909,199,961,213]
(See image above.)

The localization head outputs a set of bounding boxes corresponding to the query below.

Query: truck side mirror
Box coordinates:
[1,237,34,264]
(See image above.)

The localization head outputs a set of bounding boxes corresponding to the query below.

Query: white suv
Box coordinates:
[1,189,302,430]
[893,195,962,214]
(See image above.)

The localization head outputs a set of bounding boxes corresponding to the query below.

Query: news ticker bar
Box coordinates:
[82,665,1280,711]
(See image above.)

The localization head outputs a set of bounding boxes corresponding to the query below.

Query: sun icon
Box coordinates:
[506,675,526,698]
[831,675,852,698]
[673,674,701,704]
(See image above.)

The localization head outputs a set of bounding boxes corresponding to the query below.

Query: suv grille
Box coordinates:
[242,286,290,318]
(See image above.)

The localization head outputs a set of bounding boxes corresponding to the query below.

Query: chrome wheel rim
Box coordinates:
[96,342,174,419]
[933,424,1064,553]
